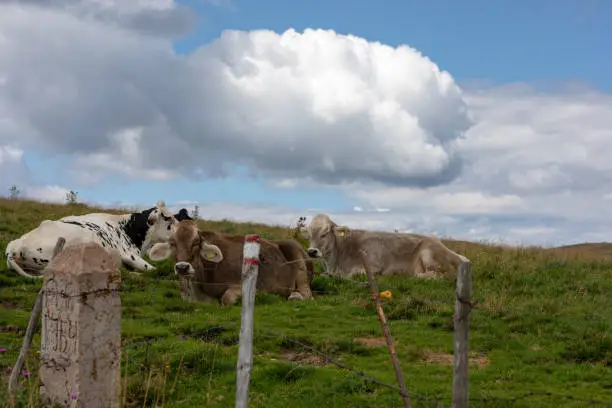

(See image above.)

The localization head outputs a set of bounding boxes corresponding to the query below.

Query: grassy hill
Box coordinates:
[0,198,611,407]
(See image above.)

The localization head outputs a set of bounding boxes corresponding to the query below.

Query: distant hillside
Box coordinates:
[546,242,612,260]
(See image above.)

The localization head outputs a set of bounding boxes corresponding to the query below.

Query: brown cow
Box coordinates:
[148,220,313,305]
[301,214,470,278]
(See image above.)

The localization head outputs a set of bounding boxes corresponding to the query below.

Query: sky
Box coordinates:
[1,0,611,247]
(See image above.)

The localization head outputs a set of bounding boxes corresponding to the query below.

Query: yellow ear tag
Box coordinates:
[338,231,345,237]
[206,253,216,259]
[380,290,392,299]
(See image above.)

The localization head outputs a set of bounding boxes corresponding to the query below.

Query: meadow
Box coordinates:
[0,198,611,407]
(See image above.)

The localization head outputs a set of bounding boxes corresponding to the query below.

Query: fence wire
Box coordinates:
[4,321,611,407]
[2,264,611,407]
[131,269,612,323]
[1,321,446,407]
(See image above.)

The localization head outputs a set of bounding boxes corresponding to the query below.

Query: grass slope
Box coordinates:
[0,198,611,408]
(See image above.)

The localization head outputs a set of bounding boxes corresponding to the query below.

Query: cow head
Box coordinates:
[139,200,178,252]
[301,214,349,259]
[147,201,174,227]
[148,220,223,275]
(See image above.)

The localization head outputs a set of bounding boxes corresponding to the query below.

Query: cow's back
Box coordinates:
[7,220,99,272]
[346,230,466,276]
[274,239,314,285]
[195,231,244,298]
[334,229,430,276]
[197,231,300,297]
[60,213,126,224]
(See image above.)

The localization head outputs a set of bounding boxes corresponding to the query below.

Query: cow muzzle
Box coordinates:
[174,261,195,276]
[306,248,322,258]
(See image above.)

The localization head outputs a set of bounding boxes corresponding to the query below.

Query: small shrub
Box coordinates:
[9,184,20,199]
[65,190,78,205]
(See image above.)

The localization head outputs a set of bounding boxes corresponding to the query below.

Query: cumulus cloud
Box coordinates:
[0,4,472,188]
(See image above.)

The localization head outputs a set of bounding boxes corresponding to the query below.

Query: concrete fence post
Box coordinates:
[39,242,122,408]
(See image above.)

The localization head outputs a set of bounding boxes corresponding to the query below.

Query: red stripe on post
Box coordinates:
[245,235,260,243]
[243,257,259,266]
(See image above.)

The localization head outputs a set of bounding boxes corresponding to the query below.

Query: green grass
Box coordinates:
[1,198,611,407]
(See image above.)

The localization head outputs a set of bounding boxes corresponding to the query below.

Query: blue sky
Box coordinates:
[3,0,612,245]
[177,0,610,89]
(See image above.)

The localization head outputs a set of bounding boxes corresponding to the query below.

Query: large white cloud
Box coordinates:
[0,4,472,187]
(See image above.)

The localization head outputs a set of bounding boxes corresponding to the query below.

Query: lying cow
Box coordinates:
[4,201,188,279]
[301,213,470,278]
[147,220,313,305]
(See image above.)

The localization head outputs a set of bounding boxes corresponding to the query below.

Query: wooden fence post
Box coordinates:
[360,251,411,408]
[8,237,66,395]
[452,261,473,408]
[235,234,261,408]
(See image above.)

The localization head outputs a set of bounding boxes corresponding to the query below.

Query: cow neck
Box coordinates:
[327,235,344,272]
[119,208,155,251]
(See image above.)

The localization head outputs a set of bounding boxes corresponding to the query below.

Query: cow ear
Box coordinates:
[148,243,172,261]
[299,226,310,239]
[334,225,349,238]
[200,243,223,263]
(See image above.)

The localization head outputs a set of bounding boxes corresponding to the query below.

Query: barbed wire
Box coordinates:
[2,305,611,407]
[0,321,445,407]
[4,322,611,407]
[2,267,610,360]
[318,273,612,321]
[253,324,445,408]
[3,250,610,320]
[7,268,609,322]
[127,269,612,322]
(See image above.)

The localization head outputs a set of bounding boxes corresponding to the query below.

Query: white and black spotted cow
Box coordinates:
[4,201,189,279]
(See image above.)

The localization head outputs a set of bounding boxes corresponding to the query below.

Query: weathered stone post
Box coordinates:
[39,243,122,408]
